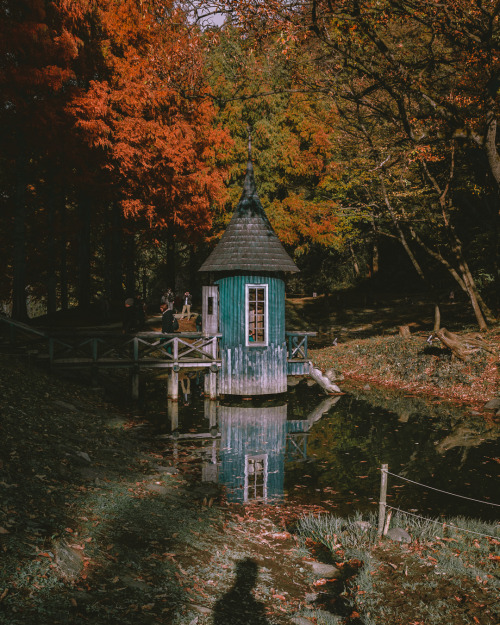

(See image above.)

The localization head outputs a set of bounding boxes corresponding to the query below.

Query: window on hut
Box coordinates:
[246,284,267,346]
[244,454,268,501]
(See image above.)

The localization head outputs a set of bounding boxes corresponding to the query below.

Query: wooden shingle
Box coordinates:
[199,160,299,274]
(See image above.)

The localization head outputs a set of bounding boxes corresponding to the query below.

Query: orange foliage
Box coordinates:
[69,0,232,241]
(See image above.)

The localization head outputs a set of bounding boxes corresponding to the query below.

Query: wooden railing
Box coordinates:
[46,332,221,369]
[1,315,313,369]
[285,331,316,360]
[0,317,221,370]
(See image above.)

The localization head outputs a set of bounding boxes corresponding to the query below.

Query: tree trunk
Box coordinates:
[420,157,490,331]
[106,201,123,305]
[12,138,28,321]
[166,229,176,290]
[409,227,493,326]
[370,214,379,277]
[59,197,68,311]
[124,233,136,296]
[349,241,361,277]
[380,177,442,329]
[455,255,488,331]
[47,178,58,317]
[447,226,489,331]
[433,304,441,333]
[77,192,92,309]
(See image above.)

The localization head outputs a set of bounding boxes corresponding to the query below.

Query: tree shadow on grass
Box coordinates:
[213,558,270,625]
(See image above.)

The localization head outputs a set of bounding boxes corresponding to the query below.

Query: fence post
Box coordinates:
[378,463,388,537]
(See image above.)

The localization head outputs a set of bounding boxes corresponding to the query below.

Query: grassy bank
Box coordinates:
[285,293,499,407]
[310,331,499,408]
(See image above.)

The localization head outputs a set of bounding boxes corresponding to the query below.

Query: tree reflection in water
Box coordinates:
[213,558,269,625]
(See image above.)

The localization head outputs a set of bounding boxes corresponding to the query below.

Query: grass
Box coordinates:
[311,333,499,407]
[297,511,500,625]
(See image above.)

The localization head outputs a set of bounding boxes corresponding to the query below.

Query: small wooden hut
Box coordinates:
[199,156,299,395]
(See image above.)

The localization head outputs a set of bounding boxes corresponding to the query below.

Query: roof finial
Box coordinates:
[247,123,252,161]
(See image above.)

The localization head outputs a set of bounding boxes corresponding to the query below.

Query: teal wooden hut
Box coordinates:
[199,157,299,396]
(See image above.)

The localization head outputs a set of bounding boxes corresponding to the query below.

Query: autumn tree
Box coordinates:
[0,0,230,318]
[0,0,85,319]
[206,25,343,281]
[70,0,231,294]
[203,0,500,328]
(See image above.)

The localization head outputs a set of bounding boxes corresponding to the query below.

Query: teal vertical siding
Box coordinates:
[216,274,287,395]
[218,404,287,503]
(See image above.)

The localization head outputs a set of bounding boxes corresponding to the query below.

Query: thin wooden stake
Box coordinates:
[383,509,392,536]
[378,463,388,537]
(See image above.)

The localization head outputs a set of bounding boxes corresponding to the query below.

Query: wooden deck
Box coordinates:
[1,318,313,370]
[0,317,315,398]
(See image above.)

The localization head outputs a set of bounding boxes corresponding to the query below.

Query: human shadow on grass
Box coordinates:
[213,558,270,625]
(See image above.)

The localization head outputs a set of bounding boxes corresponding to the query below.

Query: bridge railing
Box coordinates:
[0,317,221,369]
[46,331,221,368]
[285,331,317,360]
[2,315,315,368]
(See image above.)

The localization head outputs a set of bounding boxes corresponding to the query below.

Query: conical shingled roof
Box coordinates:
[199,159,299,273]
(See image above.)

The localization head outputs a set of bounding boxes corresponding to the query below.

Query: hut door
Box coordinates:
[202,285,219,334]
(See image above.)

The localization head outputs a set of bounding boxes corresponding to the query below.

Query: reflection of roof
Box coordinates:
[199,160,299,273]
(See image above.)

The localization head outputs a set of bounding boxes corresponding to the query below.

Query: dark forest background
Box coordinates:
[2,1,499,330]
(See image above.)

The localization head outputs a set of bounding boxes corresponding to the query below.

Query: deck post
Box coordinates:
[131,367,140,400]
[205,366,217,400]
[168,368,179,401]
[167,399,178,431]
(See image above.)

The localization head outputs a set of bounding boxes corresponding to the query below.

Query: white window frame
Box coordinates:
[245,283,268,347]
[244,454,268,502]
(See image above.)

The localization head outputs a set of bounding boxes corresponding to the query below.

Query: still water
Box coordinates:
[141,376,500,522]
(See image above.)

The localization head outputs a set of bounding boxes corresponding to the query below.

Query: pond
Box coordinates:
[136,375,499,522]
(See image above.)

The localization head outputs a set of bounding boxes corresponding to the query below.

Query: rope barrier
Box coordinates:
[385,505,500,541]
[384,470,500,508]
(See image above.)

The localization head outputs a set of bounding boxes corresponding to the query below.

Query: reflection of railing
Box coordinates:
[286,331,317,360]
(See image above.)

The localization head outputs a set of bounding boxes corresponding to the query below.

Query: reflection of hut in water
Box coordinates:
[218,403,287,503]
[199,150,299,396]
